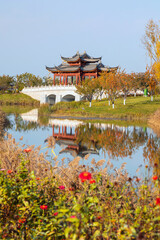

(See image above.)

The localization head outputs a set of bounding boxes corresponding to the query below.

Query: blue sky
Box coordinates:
[0,0,160,77]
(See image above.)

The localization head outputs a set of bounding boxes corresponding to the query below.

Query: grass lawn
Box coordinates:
[0,93,39,106]
[50,95,160,121]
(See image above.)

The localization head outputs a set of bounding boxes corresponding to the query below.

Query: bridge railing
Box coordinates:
[22,85,77,92]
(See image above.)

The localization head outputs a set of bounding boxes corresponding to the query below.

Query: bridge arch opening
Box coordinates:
[61,94,75,102]
[46,94,56,105]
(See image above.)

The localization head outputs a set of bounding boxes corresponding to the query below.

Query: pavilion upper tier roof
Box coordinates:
[61,51,102,63]
[46,62,118,73]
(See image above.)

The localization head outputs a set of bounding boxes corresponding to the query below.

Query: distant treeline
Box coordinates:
[0,73,53,93]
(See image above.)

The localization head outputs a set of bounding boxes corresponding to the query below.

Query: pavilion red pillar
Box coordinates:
[76,75,78,85]
[65,75,68,85]
[63,75,64,85]
[59,75,61,85]
[53,74,55,85]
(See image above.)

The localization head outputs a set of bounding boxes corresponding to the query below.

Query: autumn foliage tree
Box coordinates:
[130,72,147,96]
[154,39,160,80]
[75,78,97,107]
[118,70,132,105]
[145,66,158,101]
[142,19,160,64]
[100,71,120,108]
[142,19,160,91]
[94,77,105,100]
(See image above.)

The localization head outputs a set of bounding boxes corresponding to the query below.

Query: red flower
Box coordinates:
[69,187,74,191]
[70,215,76,218]
[59,185,65,190]
[156,198,160,206]
[36,177,40,180]
[40,205,48,210]
[18,218,26,223]
[79,171,92,180]
[89,179,96,184]
[53,212,58,216]
[136,178,141,182]
[81,179,86,183]
[152,175,158,180]
[24,148,31,153]
[97,216,102,219]
[7,170,12,174]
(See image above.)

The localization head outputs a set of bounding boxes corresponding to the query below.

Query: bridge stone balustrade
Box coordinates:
[21,85,81,104]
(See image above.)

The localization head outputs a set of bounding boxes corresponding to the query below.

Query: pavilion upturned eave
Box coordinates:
[61,51,102,63]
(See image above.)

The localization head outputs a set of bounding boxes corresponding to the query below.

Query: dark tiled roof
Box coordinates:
[46,52,118,73]
[61,51,101,63]
[46,62,118,73]
[46,63,80,73]
[81,64,98,72]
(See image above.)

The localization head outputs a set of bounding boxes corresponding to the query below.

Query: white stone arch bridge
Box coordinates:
[21,85,81,104]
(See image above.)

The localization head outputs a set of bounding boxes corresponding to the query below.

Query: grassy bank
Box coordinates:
[0,137,160,239]
[47,95,160,122]
[0,93,39,106]
[148,109,160,137]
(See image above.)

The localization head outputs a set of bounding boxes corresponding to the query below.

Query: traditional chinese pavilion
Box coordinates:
[46,51,118,85]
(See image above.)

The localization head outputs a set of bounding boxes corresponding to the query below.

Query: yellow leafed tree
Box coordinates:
[154,40,160,80]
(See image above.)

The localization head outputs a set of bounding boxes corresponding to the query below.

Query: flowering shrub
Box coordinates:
[79,171,92,180]
[40,205,48,210]
[24,148,32,153]
[152,175,158,180]
[0,140,159,239]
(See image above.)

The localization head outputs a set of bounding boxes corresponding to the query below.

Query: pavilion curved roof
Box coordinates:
[46,62,118,73]
[61,51,101,63]
[46,64,80,73]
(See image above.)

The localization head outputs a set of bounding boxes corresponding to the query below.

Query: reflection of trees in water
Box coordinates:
[6,114,41,132]
[76,123,101,151]
[143,134,160,174]
[0,111,12,137]
[76,124,149,160]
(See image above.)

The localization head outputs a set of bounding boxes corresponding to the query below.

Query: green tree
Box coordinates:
[75,78,97,107]
[16,73,43,91]
[0,75,14,92]
[43,74,53,86]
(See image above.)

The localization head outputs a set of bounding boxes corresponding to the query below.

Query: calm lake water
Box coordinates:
[4,108,160,177]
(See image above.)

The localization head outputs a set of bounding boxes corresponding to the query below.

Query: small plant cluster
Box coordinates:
[0,145,160,239]
[51,101,84,112]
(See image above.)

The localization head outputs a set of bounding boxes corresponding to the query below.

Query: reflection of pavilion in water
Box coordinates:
[52,124,99,158]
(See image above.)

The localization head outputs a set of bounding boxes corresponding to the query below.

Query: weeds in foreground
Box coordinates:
[0,137,160,239]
